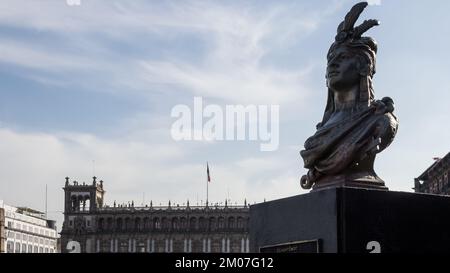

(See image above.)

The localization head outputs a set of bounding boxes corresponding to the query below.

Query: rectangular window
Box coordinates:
[69,220,73,226]
[7,241,14,253]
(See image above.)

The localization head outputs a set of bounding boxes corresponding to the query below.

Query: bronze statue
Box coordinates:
[300,2,398,191]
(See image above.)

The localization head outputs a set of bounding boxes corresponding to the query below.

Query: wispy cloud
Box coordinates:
[0,0,335,104]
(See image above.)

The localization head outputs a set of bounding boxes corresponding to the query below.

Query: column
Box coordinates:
[246,238,249,253]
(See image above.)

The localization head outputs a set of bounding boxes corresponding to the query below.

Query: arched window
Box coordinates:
[209,217,216,231]
[172,218,179,230]
[189,217,197,230]
[106,218,113,230]
[98,218,105,230]
[218,217,225,229]
[143,217,150,230]
[237,217,244,229]
[124,218,131,231]
[153,218,161,230]
[162,217,169,230]
[71,196,77,211]
[180,217,187,229]
[84,197,90,212]
[199,217,207,230]
[116,218,123,231]
[135,218,141,231]
[228,217,235,229]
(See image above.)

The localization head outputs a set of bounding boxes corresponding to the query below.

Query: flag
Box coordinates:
[207,162,211,182]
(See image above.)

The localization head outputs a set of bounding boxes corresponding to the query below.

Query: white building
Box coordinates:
[0,200,58,253]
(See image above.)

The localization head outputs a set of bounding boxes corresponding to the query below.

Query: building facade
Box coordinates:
[414,152,450,195]
[60,177,250,253]
[0,200,58,253]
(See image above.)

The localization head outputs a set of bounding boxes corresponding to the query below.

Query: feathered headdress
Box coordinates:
[320,2,380,128]
[329,2,379,75]
[335,2,379,43]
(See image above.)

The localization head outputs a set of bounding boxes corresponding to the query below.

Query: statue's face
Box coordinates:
[326,46,361,92]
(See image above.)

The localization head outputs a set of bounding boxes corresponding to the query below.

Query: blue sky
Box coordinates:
[0,0,449,228]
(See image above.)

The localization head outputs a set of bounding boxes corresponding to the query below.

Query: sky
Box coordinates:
[0,0,449,230]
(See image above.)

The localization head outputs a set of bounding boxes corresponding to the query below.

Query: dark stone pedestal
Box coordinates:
[250,187,450,253]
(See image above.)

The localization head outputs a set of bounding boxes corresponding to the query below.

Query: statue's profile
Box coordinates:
[300,2,398,190]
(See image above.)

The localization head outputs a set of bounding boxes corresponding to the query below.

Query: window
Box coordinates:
[15,243,20,253]
[39,247,43,253]
[69,220,73,226]
[153,218,161,230]
[7,221,12,228]
[22,243,27,253]
[7,241,14,253]
[28,245,32,253]
[34,246,38,253]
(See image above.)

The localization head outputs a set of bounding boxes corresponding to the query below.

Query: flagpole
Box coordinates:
[206,162,209,207]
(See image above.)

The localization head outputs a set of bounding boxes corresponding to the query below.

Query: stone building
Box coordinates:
[414,152,450,195]
[60,177,250,253]
[0,200,58,253]
[0,207,4,253]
